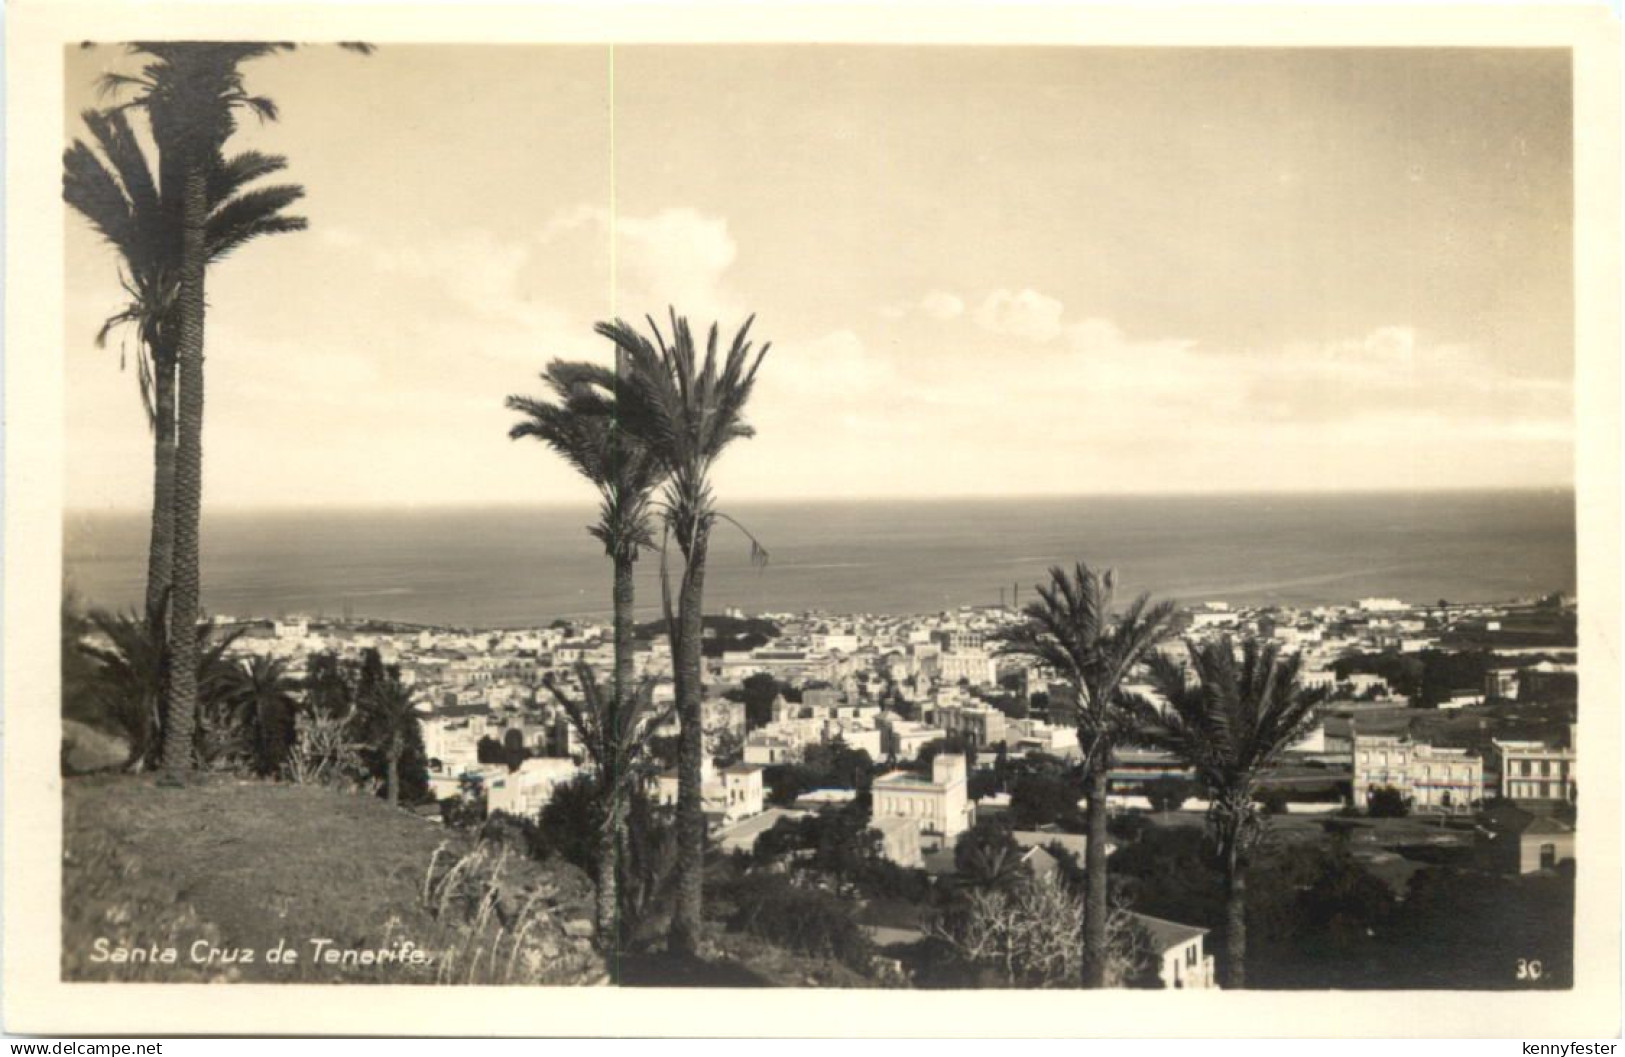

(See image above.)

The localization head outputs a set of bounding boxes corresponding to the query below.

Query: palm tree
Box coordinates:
[576,310,770,954]
[1137,635,1328,989]
[92,43,323,778]
[953,821,1030,892]
[509,362,667,952]
[545,664,675,954]
[65,108,309,622]
[992,563,1178,987]
[78,607,240,771]
[221,653,301,777]
[359,670,420,807]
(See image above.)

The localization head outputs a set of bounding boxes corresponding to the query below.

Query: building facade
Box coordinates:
[1493,737,1577,804]
[871,755,973,848]
[1352,734,1483,813]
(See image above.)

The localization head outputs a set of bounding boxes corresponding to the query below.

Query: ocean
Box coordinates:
[63,491,1576,629]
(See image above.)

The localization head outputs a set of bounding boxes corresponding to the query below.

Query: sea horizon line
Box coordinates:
[66,483,1577,518]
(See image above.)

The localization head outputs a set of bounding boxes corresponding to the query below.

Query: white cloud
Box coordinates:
[973,288,1066,342]
[919,291,965,320]
[760,329,894,397]
[538,204,741,322]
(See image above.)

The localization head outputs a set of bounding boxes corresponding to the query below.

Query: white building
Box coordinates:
[1493,734,1577,804]
[1352,734,1483,813]
[1129,913,1219,990]
[871,755,973,849]
[487,756,586,817]
[654,757,766,824]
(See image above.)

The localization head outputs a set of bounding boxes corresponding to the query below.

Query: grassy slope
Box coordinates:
[63,775,601,985]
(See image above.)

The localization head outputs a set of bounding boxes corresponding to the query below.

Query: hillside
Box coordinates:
[62,776,607,986]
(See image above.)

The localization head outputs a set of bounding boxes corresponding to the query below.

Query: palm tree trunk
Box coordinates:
[386,752,400,807]
[145,352,177,621]
[598,552,637,958]
[668,532,709,955]
[1082,765,1110,987]
[161,158,209,777]
[596,796,622,959]
[1224,853,1246,989]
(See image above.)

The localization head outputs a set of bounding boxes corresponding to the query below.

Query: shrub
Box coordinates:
[723,872,874,971]
[285,708,368,790]
[420,838,605,986]
[1144,776,1198,813]
[1257,787,1292,816]
[928,884,1159,989]
[1367,785,1410,818]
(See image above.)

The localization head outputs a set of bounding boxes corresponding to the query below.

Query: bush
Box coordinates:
[1366,785,1410,818]
[1009,774,1082,829]
[1144,776,1198,812]
[1107,812,1153,845]
[722,872,874,971]
[1257,788,1292,815]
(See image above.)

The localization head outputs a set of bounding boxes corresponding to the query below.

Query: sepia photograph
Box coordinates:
[5,0,1621,1040]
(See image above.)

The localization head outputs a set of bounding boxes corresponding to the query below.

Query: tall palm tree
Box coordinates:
[575,310,770,955]
[545,664,675,955]
[993,563,1178,987]
[65,107,309,621]
[509,360,667,952]
[1137,635,1328,989]
[94,43,313,778]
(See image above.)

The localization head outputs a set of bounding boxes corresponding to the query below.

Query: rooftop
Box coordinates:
[1127,912,1208,954]
[873,771,938,788]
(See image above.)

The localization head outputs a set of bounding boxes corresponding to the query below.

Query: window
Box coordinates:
[1186,945,1197,967]
[1540,843,1557,869]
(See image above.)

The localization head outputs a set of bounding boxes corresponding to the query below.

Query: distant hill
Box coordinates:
[635,615,781,657]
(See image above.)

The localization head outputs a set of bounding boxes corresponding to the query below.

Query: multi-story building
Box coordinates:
[487,756,586,817]
[1493,735,1576,804]
[1518,662,1578,702]
[881,717,947,761]
[743,732,800,766]
[871,755,973,849]
[1352,734,1483,813]
[929,651,999,688]
[1485,667,1520,701]
[930,628,987,653]
[935,701,1007,749]
[654,757,765,824]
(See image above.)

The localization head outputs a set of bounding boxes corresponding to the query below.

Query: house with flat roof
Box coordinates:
[1493,734,1576,804]
[1352,734,1482,814]
[654,757,766,825]
[871,755,973,849]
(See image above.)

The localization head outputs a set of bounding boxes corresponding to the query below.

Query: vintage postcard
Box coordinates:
[4,0,1620,1039]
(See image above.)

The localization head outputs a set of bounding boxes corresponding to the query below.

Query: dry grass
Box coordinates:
[63,774,604,986]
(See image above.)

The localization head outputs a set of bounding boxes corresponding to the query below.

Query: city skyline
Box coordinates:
[65,46,1575,511]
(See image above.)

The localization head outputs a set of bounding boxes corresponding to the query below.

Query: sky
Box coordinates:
[63,46,1575,510]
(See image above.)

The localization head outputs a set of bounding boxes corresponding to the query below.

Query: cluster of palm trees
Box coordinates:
[507,311,769,957]
[995,563,1326,989]
[67,44,1319,991]
[65,43,369,779]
